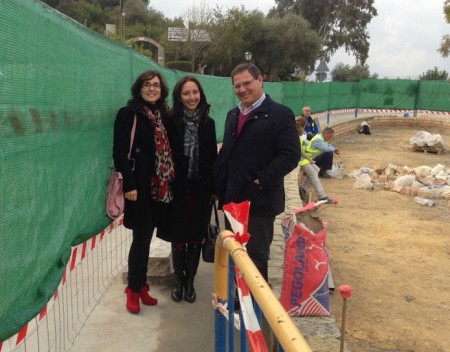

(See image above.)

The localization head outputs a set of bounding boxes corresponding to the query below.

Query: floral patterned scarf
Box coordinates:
[143,106,175,203]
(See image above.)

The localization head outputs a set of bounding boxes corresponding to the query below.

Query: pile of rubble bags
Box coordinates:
[348,162,450,207]
[410,131,446,154]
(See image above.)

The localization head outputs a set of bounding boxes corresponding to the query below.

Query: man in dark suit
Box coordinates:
[214,63,300,281]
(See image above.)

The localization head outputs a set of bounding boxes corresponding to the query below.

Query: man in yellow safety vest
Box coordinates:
[296,117,334,203]
[303,127,341,178]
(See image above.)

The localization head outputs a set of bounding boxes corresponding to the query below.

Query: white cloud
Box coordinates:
[149,0,450,79]
[362,0,450,78]
[150,0,275,19]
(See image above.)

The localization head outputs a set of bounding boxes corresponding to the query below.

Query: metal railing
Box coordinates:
[213,230,313,352]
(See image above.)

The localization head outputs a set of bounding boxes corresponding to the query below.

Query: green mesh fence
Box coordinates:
[1,0,449,342]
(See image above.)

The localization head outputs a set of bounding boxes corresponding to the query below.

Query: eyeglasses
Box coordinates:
[233,79,254,90]
[142,82,161,90]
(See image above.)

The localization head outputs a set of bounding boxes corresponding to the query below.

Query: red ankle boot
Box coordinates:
[140,284,158,306]
[124,287,140,313]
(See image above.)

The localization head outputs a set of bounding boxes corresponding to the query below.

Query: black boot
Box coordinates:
[171,247,186,302]
[185,244,201,303]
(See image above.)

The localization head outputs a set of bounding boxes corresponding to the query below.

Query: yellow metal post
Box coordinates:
[214,231,229,301]
[218,230,313,352]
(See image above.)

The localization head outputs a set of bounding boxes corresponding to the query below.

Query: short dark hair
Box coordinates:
[231,63,261,83]
[128,70,169,112]
[322,127,334,134]
[171,75,210,118]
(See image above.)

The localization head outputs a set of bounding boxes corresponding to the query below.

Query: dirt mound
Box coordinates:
[320,126,450,352]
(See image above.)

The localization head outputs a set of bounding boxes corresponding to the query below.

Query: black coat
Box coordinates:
[214,95,300,217]
[113,103,168,233]
[157,111,217,242]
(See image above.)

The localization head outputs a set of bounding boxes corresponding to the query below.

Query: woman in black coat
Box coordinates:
[159,76,217,303]
[113,70,174,313]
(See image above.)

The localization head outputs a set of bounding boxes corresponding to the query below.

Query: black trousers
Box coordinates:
[225,214,274,281]
[127,225,155,292]
[313,150,333,174]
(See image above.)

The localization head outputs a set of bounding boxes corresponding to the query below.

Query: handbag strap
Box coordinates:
[127,114,137,160]
[211,200,219,227]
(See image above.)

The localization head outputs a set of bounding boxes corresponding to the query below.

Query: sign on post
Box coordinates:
[168,27,188,42]
[168,27,211,42]
[190,29,211,42]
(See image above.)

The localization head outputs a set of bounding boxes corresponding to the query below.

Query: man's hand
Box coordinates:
[334,148,341,155]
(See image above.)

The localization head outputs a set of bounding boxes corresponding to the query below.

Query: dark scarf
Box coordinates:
[306,116,315,131]
[183,109,200,179]
[143,106,175,203]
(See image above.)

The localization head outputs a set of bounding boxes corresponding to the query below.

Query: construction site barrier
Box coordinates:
[213,230,313,352]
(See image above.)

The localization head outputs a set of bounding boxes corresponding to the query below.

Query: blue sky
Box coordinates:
[149,0,450,79]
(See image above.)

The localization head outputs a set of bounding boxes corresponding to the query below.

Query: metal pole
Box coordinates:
[338,285,353,352]
[119,0,126,39]
[340,298,347,352]
[119,0,122,38]
[214,237,228,352]
[218,230,313,352]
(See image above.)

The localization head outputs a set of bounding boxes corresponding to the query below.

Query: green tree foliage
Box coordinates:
[438,0,450,57]
[261,14,321,80]
[205,7,266,76]
[41,0,370,81]
[41,0,166,39]
[331,63,378,82]
[419,66,449,80]
[41,0,116,32]
[206,7,320,80]
[272,0,377,65]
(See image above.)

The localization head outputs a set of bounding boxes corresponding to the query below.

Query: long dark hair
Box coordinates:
[171,76,210,119]
[128,70,169,113]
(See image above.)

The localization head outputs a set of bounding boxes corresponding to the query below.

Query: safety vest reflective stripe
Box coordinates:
[304,134,324,159]
[298,137,309,166]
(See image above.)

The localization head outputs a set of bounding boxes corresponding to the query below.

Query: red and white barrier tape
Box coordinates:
[234,269,268,352]
[311,108,450,117]
[0,217,124,352]
[219,201,268,352]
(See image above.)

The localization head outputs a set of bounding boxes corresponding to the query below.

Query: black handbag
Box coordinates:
[202,201,220,263]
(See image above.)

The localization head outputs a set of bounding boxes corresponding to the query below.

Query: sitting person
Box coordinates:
[296,117,334,204]
[301,106,320,140]
[358,121,371,135]
[304,126,341,178]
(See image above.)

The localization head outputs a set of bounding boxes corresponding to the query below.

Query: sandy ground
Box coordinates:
[315,126,450,352]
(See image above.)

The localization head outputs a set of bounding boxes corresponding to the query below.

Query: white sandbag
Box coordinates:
[393,175,416,187]
[410,131,432,146]
[430,164,445,176]
[425,133,443,146]
[348,167,373,178]
[353,174,373,189]
[413,166,431,177]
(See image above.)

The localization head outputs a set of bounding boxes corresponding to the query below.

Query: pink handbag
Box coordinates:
[106,114,136,219]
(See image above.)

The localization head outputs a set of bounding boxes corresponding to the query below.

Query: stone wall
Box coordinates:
[329,115,450,139]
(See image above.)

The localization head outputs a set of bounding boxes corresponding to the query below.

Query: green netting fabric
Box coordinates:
[1,0,449,342]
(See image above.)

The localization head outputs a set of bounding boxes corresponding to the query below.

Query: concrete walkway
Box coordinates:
[70,167,348,352]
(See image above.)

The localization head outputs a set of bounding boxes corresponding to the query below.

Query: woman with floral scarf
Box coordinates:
[113,70,174,313]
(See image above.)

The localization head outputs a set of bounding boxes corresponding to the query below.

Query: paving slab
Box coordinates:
[71,167,350,351]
